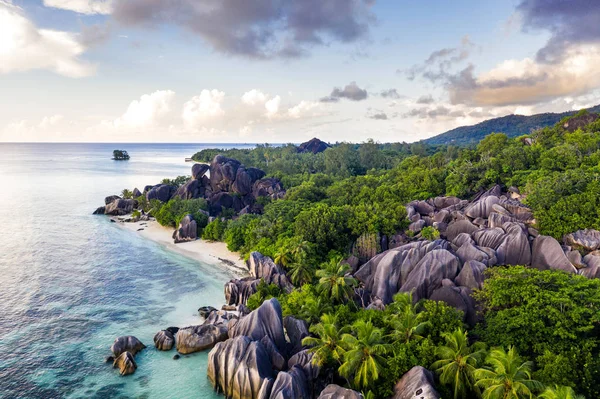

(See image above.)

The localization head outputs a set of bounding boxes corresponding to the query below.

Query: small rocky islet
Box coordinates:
[96,135,600,398]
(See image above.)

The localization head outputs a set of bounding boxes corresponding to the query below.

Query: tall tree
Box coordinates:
[339,320,389,391]
[302,314,347,367]
[538,385,585,399]
[474,346,543,399]
[316,258,357,304]
[432,328,487,399]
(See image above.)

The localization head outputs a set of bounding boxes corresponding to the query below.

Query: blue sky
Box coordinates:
[2,0,600,143]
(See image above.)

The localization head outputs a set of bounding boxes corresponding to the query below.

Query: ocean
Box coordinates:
[0,143,254,399]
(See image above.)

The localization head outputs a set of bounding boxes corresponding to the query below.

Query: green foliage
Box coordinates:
[131,209,141,219]
[474,266,600,397]
[315,257,357,304]
[294,203,353,254]
[474,346,543,399]
[202,218,228,241]
[246,281,282,310]
[121,189,133,199]
[155,197,209,231]
[160,175,191,188]
[112,149,130,160]
[420,226,440,240]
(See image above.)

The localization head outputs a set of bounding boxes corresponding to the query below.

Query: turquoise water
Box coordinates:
[0,143,252,399]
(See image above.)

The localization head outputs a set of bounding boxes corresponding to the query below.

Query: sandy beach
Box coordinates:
[117,219,248,277]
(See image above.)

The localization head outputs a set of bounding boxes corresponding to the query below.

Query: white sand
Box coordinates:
[116,218,248,277]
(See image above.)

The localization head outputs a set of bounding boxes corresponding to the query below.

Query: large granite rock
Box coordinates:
[192,163,210,180]
[288,349,319,381]
[531,235,577,273]
[297,138,330,154]
[446,220,479,243]
[268,365,310,399]
[496,222,531,265]
[146,184,176,202]
[104,195,121,205]
[228,298,287,354]
[247,252,294,293]
[208,336,274,399]
[400,249,461,301]
[455,260,487,290]
[318,385,363,399]
[564,229,600,251]
[253,178,285,199]
[173,179,203,200]
[464,195,500,219]
[232,167,266,196]
[283,316,309,356]
[154,330,175,351]
[176,324,229,354]
[392,366,440,399]
[110,336,146,357]
[210,155,241,193]
[173,214,197,243]
[113,351,137,376]
[105,199,138,216]
[225,277,260,306]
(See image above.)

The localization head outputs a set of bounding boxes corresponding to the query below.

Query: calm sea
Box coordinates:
[0,143,254,399]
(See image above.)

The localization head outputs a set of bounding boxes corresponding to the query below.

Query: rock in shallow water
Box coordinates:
[175,324,228,354]
[110,336,146,357]
[113,351,137,376]
[154,330,175,351]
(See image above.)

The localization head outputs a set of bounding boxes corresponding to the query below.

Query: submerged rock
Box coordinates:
[113,351,137,376]
[110,336,146,357]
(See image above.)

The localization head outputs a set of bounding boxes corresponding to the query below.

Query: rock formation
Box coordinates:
[176,324,229,354]
[297,138,331,154]
[113,351,137,376]
[392,366,440,399]
[317,385,364,399]
[154,330,175,351]
[172,214,197,243]
[110,336,146,357]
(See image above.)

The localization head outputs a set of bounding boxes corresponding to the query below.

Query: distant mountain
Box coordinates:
[423,104,600,146]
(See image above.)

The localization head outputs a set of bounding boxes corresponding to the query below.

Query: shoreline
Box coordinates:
[115,218,248,278]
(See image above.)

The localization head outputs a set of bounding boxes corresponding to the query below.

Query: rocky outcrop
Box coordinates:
[400,249,461,301]
[105,195,120,205]
[132,188,142,198]
[113,351,137,376]
[297,138,330,154]
[146,184,176,202]
[228,298,287,354]
[210,155,241,193]
[563,113,599,132]
[564,229,600,251]
[199,305,218,318]
[173,214,197,243]
[288,349,319,381]
[253,177,286,200]
[392,366,440,399]
[174,179,204,200]
[268,365,310,399]
[208,336,274,399]
[284,316,309,356]
[225,277,261,306]
[318,385,363,399]
[110,336,146,357]
[176,324,229,354]
[232,167,266,196]
[105,199,137,216]
[247,252,294,293]
[192,163,210,180]
[154,330,175,351]
[531,235,577,273]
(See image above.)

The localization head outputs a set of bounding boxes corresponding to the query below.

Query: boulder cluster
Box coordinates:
[108,336,146,376]
[94,154,286,221]
[354,185,600,325]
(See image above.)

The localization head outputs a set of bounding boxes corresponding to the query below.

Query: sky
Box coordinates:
[2,0,600,143]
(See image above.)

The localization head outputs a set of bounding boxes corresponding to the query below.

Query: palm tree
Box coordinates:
[431,328,487,399]
[298,295,333,324]
[287,262,315,286]
[274,249,294,268]
[474,346,544,399]
[290,238,311,262]
[302,314,347,367]
[338,320,389,390]
[538,385,585,399]
[387,292,430,343]
[316,258,357,304]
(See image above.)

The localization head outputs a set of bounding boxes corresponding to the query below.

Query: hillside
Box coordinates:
[424,104,600,145]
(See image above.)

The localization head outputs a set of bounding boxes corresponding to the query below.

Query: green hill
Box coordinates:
[424,104,600,145]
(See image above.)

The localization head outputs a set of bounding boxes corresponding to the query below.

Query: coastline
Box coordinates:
[116,219,248,277]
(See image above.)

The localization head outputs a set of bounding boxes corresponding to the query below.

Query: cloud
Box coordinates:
[79,23,111,47]
[416,94,435,104]
[0,1,95,77]
[39,114,64,129]
[321,81,368,102]
[182,89,225,129]
[114,90,175,128]
[369,112,388,120]
[43,0,113,15]
[265,96,281,118]
[109,0,375,59]
[404,35,475,83]
[447,45,600,106]
[241,89,268,106]
[287,101,324,119]
[380,88,400,99]
[517,0,600,62]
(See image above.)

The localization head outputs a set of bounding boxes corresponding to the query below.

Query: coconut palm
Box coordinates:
[432,328,487,399]
[338,320,389,390]
[474,346,544,399]
[387,292,430,343]
[298,294,334,324]
[290,238,312,262]
[302,313,347,367]
[316,257,357,304]
[274,249,294,268]
[538,385,585,399]
[287,262,315,286]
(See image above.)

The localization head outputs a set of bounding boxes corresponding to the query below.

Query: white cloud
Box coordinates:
[287,101,323,119]
[265,96,281,118]
[0,1,95,77]
[43,0,113,15]
[114,90,175,129]
[39,114,64,128]
[241,89,268,106]
[182,89,225,130]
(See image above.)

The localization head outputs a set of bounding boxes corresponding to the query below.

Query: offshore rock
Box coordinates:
[110,336,146,357]
[113,351,137,376]
[154,330,175,351]
[176,324,229,354]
